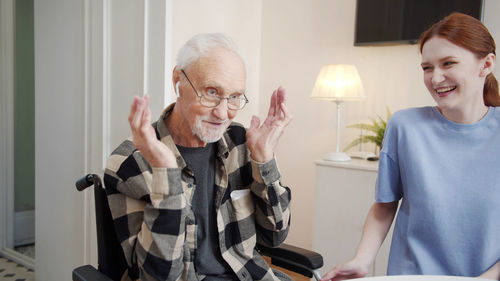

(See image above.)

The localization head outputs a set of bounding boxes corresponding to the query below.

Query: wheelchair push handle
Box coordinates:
[76,174,102,191]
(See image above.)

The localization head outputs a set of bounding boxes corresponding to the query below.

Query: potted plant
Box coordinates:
[344,107,392,153]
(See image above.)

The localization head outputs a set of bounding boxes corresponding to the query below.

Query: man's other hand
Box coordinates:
[129,94,177,168]
[246,86,292,163]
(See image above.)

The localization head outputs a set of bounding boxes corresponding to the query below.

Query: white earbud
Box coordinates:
[175,82,180,97]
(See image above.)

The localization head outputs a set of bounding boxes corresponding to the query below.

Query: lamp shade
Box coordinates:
[310,64,365,101]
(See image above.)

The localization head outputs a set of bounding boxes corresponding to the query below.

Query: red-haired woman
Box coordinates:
[321,13,500,280]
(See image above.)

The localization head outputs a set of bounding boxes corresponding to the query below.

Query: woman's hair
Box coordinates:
[419,12,500,106]
[176,33,247,71]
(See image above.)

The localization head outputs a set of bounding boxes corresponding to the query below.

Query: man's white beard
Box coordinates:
[192,117,229,143]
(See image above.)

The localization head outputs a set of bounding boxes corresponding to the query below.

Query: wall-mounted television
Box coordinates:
[354,0,484,46]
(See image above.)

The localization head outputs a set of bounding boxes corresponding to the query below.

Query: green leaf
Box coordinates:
[370,117,382,133]
[364,135,382,147]
[345,107,391,150]
[343,138,365,151]
[346,123,377,132]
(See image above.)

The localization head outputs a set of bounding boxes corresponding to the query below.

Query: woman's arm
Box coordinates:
[321,201,398,281]
[354,201,399,266]
[479,260,500,280]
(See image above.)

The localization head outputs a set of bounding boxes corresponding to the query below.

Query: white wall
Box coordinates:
[34,0,86,279]
[259,0,500,249]
[108,0,175,151]
[108,0,148,149]
[483,0,500,48]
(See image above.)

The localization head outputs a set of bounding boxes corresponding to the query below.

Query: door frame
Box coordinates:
[0,0,35,269]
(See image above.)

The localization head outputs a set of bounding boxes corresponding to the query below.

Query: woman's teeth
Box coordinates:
[436,86,456,93]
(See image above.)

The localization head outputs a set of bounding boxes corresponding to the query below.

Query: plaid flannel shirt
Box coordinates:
[103,104,291,281]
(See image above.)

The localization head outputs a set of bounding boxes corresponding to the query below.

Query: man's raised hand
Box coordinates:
[246,86,292,163]
[129,94,177,168]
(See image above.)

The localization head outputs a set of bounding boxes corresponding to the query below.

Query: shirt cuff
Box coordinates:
[251,158,281,185]
[151,167,183,195]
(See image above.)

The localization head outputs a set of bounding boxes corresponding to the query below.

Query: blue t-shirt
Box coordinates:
[376,106,500,276]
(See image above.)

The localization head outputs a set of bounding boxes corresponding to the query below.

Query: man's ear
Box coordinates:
[172,67,182,97]
[480,53,496,77]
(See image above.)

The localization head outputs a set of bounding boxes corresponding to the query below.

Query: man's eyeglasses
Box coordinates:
[181,69,249,110]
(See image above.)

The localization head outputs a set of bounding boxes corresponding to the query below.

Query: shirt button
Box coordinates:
[241,272,247,278]
[188,183,193,188]
[262,171,269,177]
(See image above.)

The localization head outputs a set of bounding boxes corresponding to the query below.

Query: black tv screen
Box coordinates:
[354,0,484,45]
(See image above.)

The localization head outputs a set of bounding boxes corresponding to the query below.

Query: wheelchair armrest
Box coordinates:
[72,265,113,281]
[257,243,323,278]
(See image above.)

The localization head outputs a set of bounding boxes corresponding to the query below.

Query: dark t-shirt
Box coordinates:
[177,143,236,280]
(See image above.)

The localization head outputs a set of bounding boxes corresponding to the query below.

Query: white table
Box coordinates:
[350,276,491,281]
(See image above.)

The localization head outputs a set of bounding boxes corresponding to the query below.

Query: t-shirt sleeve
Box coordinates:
[375,118,403,203]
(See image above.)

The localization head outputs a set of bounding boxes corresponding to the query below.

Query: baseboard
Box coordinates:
[14,209,35,246]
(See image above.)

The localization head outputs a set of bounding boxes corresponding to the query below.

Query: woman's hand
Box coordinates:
[320,258,370,281]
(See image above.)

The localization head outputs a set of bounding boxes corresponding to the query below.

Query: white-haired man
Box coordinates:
[104,33,292,281]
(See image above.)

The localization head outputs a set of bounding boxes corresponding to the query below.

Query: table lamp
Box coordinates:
[311,64,365,162]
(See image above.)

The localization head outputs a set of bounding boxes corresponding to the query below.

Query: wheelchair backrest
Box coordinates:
[77,174,128,281]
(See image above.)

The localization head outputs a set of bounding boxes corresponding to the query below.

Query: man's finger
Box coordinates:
[142,94,151,126]
[130,97,145,130]
[276,86,287,105]
[272,89,278,116]
[129,96,140,124]
[141,107,152,135]
[267,89,277,118]
[249,115,260,130]
[279,102,292,124]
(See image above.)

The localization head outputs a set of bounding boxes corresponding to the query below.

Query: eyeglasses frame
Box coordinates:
[180,69,249,110]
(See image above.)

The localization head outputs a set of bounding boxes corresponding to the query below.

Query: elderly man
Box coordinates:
[104,33,292,281]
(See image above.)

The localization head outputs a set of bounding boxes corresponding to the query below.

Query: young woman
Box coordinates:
[321,13,500,280]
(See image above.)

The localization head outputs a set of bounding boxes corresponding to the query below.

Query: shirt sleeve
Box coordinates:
[250,158,291,247]
[375,118,403,203]
[103,142,189,281]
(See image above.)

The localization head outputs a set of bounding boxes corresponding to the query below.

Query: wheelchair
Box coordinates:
[72,174,323,281]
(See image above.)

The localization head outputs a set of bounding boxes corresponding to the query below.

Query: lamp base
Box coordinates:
[323,152,351,162]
